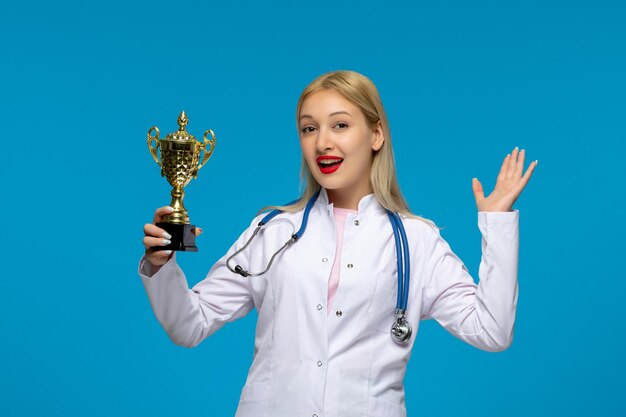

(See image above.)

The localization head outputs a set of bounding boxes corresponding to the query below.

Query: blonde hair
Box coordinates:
[257,70,440,231]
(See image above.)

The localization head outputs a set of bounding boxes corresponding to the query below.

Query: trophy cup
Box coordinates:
[147,111,216,252]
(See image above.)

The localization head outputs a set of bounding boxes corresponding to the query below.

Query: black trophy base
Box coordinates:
[155,222,198,252]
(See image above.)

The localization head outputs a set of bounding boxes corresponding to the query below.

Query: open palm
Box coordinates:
[472,147,538,212]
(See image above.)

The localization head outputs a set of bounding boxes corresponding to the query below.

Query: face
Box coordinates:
[298,89,384,198]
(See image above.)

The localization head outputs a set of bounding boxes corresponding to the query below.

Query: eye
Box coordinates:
[300,125,316,134]
[334,122,349,129]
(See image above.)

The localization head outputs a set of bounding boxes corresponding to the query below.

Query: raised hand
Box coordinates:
[471,147,538,212]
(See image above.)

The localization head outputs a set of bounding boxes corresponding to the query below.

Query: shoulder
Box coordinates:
[399,214,440,236]
[398,214,442,252]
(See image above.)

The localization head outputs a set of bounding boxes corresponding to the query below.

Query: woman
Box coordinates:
[139,70,537,417]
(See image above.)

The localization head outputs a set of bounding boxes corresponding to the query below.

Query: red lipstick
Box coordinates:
[316,155,344,174]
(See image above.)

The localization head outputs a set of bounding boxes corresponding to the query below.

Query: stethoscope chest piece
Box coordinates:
[391,313,412,344]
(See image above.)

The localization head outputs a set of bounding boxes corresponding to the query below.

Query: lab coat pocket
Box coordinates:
[368,396,407,417]
[367,272,398,333]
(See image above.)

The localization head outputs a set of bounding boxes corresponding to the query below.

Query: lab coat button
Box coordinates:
[354,219,360,226]
[336,310,343,317]
[317,360,323,367]
[317,304,323,310]
[313,414,319,417]
[347,263,353,269]
[322,258,328,262]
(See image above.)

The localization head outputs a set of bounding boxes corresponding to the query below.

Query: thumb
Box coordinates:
[472,178,484,202]
[194,227,203,237]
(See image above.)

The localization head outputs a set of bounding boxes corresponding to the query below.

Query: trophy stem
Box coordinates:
[164,186,190,224]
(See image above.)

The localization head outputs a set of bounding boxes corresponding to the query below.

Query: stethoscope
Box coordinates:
[226,190,413,344]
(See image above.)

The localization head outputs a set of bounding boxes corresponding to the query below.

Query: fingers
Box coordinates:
[144,223,172,239]
[143,235,172,250]
[143,222,173,254]
[143,229,173,266]
[495,147,538,191]
[503,146,538,194]
[143,223,174,265]
[143,207,177,266]
[516,158,538,192]
[514,148,525,179]
[504,146,532,181]
[506,147,519,180]
[143,220,203,252]
[496,153,510,185]
[153,206,175,224]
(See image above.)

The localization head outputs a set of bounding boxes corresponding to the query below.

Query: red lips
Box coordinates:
[316,155,344,174]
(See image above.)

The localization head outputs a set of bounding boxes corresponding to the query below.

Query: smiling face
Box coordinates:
[298,88,384,207]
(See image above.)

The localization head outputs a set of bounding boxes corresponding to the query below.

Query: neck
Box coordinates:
[326,184,374,210]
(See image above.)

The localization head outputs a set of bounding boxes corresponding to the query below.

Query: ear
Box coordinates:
[371,121,385,151]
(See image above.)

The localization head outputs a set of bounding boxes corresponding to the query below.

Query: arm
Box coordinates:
[420,209,519,352]
[138,216,261,348]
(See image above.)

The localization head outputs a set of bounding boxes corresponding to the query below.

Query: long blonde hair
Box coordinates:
[257,70,439,231]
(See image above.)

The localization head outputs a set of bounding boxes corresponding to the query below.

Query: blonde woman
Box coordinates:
[139,70,537,417]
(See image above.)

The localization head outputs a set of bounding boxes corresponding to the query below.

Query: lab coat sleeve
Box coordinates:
[137,215,262,348]
[420,209,519,352]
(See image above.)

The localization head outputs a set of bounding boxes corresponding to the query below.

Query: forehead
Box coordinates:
[300,89,361,117]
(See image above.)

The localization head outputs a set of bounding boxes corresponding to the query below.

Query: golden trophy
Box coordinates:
[147,111,216,252]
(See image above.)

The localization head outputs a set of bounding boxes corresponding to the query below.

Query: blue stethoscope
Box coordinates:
[226,190,412,344]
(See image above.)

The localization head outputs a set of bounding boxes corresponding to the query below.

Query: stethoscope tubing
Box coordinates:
[387,211,409,311]
[388,210,410,310]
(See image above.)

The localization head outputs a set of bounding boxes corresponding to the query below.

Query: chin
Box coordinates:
[313,177,342,191]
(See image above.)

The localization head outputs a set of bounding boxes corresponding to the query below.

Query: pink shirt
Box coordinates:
[327,207,357,313]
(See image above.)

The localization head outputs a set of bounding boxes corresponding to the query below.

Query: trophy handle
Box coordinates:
[147,126,161,168]
[197,129,216,173]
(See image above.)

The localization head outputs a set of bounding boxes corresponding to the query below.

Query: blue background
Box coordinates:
[1,1,624,416]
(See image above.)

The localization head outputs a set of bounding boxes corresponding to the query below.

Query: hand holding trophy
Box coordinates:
[146,111,215,252]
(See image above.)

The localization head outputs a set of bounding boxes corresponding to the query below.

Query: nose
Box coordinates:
[315,126,334,152]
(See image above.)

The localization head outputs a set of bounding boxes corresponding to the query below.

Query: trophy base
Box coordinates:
[155,222,198,252]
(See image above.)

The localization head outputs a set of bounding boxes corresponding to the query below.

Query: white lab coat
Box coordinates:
[138,187,519,417]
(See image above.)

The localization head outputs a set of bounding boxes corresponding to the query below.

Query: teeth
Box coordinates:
[319,159,342,165]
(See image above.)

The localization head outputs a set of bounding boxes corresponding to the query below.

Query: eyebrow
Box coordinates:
[299,111,352,121]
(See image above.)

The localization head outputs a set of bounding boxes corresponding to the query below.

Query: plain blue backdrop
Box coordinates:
[1,1,624,416]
